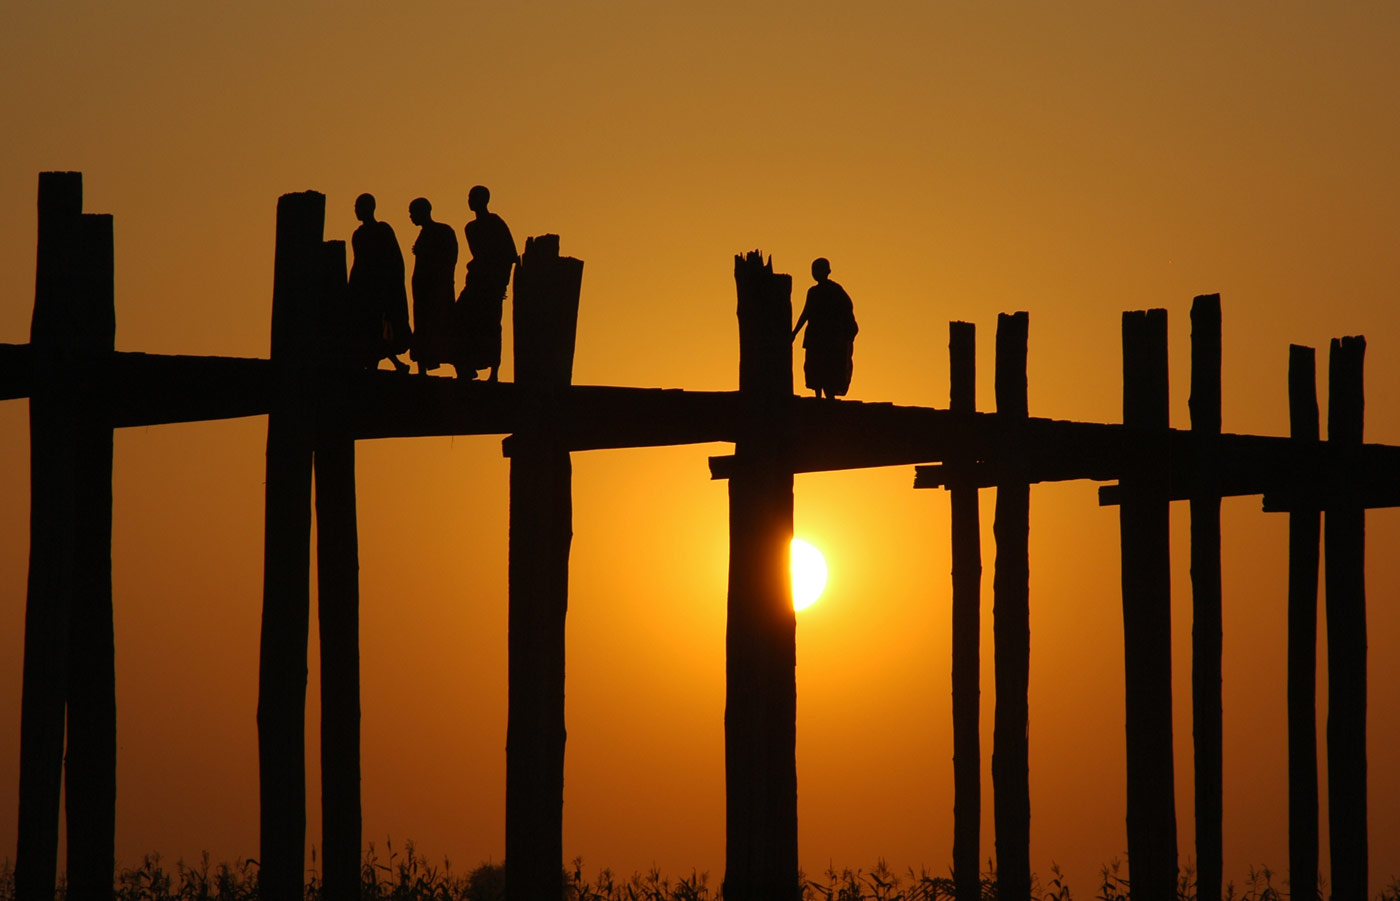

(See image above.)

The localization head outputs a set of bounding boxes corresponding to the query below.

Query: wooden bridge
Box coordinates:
[4,172,1390,901]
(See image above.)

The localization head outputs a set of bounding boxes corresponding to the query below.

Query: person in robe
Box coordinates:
[455,184,518,382]
[407,197,458,375]
[348,193,411,372]
[791,257,858,399]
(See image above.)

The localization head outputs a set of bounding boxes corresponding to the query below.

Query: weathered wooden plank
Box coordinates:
[1119,308,1178,901]
[1189,294,1223,901]
[723,251,798,901]
[1325,335,1367,901]
[1285,344,1321,901]
[17,171,84,901]
[505,235,583,901]
[992,312,1030,901]
[257,190,323,901]
[947,321,981,901]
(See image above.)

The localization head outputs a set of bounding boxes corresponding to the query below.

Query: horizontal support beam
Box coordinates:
[6,344,1400,504]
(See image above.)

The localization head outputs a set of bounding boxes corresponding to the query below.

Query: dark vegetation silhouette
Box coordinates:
[408,197,459,376]
[6,172,1394,901]
[349,193,411,373]
[457,185,518,382]
[791,257,857,399]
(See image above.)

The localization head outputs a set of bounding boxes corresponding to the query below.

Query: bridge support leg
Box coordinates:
[723,252,798,901]
[315,240,362,901]
[505,236,583,901]
[1189,294,1223,901]
[1325,336,1366,901]
[1118,309,1178,901]
[1286,344,1320,901]
[257,190,324,901]
[18,171,117,901]
[947,321,982,901]
[992,312,1030,901]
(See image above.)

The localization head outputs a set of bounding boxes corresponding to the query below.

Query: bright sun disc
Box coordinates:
[790,538,828,612]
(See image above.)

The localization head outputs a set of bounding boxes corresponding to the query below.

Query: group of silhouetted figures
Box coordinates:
[344,187,859,393]
[345,185,516,380]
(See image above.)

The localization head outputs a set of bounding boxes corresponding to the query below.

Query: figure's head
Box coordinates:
[468,185,490,213]
[408,197,431,225]
[811,257,831,281]
[354,193,376,223]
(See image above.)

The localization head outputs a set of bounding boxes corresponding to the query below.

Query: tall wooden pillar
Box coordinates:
[1118,308,1178,901]
[992,311,1030,901]
[723,251,798,901]
[1285,344,1320,901]
[257,190,324,901]
[1324,336,1366,901]
[948,321,982,901]
[314,240,361,901]
[505,235,583,901]
[65,206,117,901]
[1189,294,1222,901]
[17,171,117,901]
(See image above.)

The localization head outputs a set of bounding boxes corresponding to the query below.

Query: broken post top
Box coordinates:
[1328,336,1365,446]
[513,234,584,390]
[32,171,114,354]
[1123,308,1169,431]
[734,251,792,400]
[949,321,975,414]
[995,312,1028,419]
[270,191,327,363]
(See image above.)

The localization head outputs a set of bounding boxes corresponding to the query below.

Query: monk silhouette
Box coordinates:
[408,197,458,376]
[456,185,518,382]
[792,257,858,399]
[348,193,411,372]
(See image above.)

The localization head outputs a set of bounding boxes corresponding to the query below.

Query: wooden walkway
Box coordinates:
[5,172,1391,901]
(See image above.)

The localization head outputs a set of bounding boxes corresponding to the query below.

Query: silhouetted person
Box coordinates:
[792,257,858,398]
[456,184,518,382]
[408,197,459,376]
[349,193,411,372]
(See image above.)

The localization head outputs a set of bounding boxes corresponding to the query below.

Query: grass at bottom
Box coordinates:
[2,846,1397,901]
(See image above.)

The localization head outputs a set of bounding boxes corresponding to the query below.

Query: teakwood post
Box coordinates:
[948,320,982,901]
[257,190,325,901]
[1118,309,1178,901]
[505,235,583,901]
[723,252,798,901]
[1189,294,1223,901]
[16,171,118,901]
[992,311,1030,901]
[1325,336,1366,901]
[314,239,362,901]
[1285,344,1320,901]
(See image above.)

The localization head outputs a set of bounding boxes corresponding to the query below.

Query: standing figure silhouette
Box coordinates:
[408,197,458,376]
[456,184,518,382]
[348,193,411,372]
[792,257,858,398]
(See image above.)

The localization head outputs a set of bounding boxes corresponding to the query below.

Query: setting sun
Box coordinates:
[790,538,828,612]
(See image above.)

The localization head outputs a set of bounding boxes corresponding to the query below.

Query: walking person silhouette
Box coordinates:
[348,193,412,372]
[455,185,518,382]
[408,197,458,376]
[792,257,858,398]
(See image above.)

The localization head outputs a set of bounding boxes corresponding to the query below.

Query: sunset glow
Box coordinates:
[3,2,1400,894]
[791,538,828,612]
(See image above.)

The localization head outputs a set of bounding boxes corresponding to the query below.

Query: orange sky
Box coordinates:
[3,1,1399,892]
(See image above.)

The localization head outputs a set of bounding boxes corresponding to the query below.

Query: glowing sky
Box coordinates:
[2,1,1399,892]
